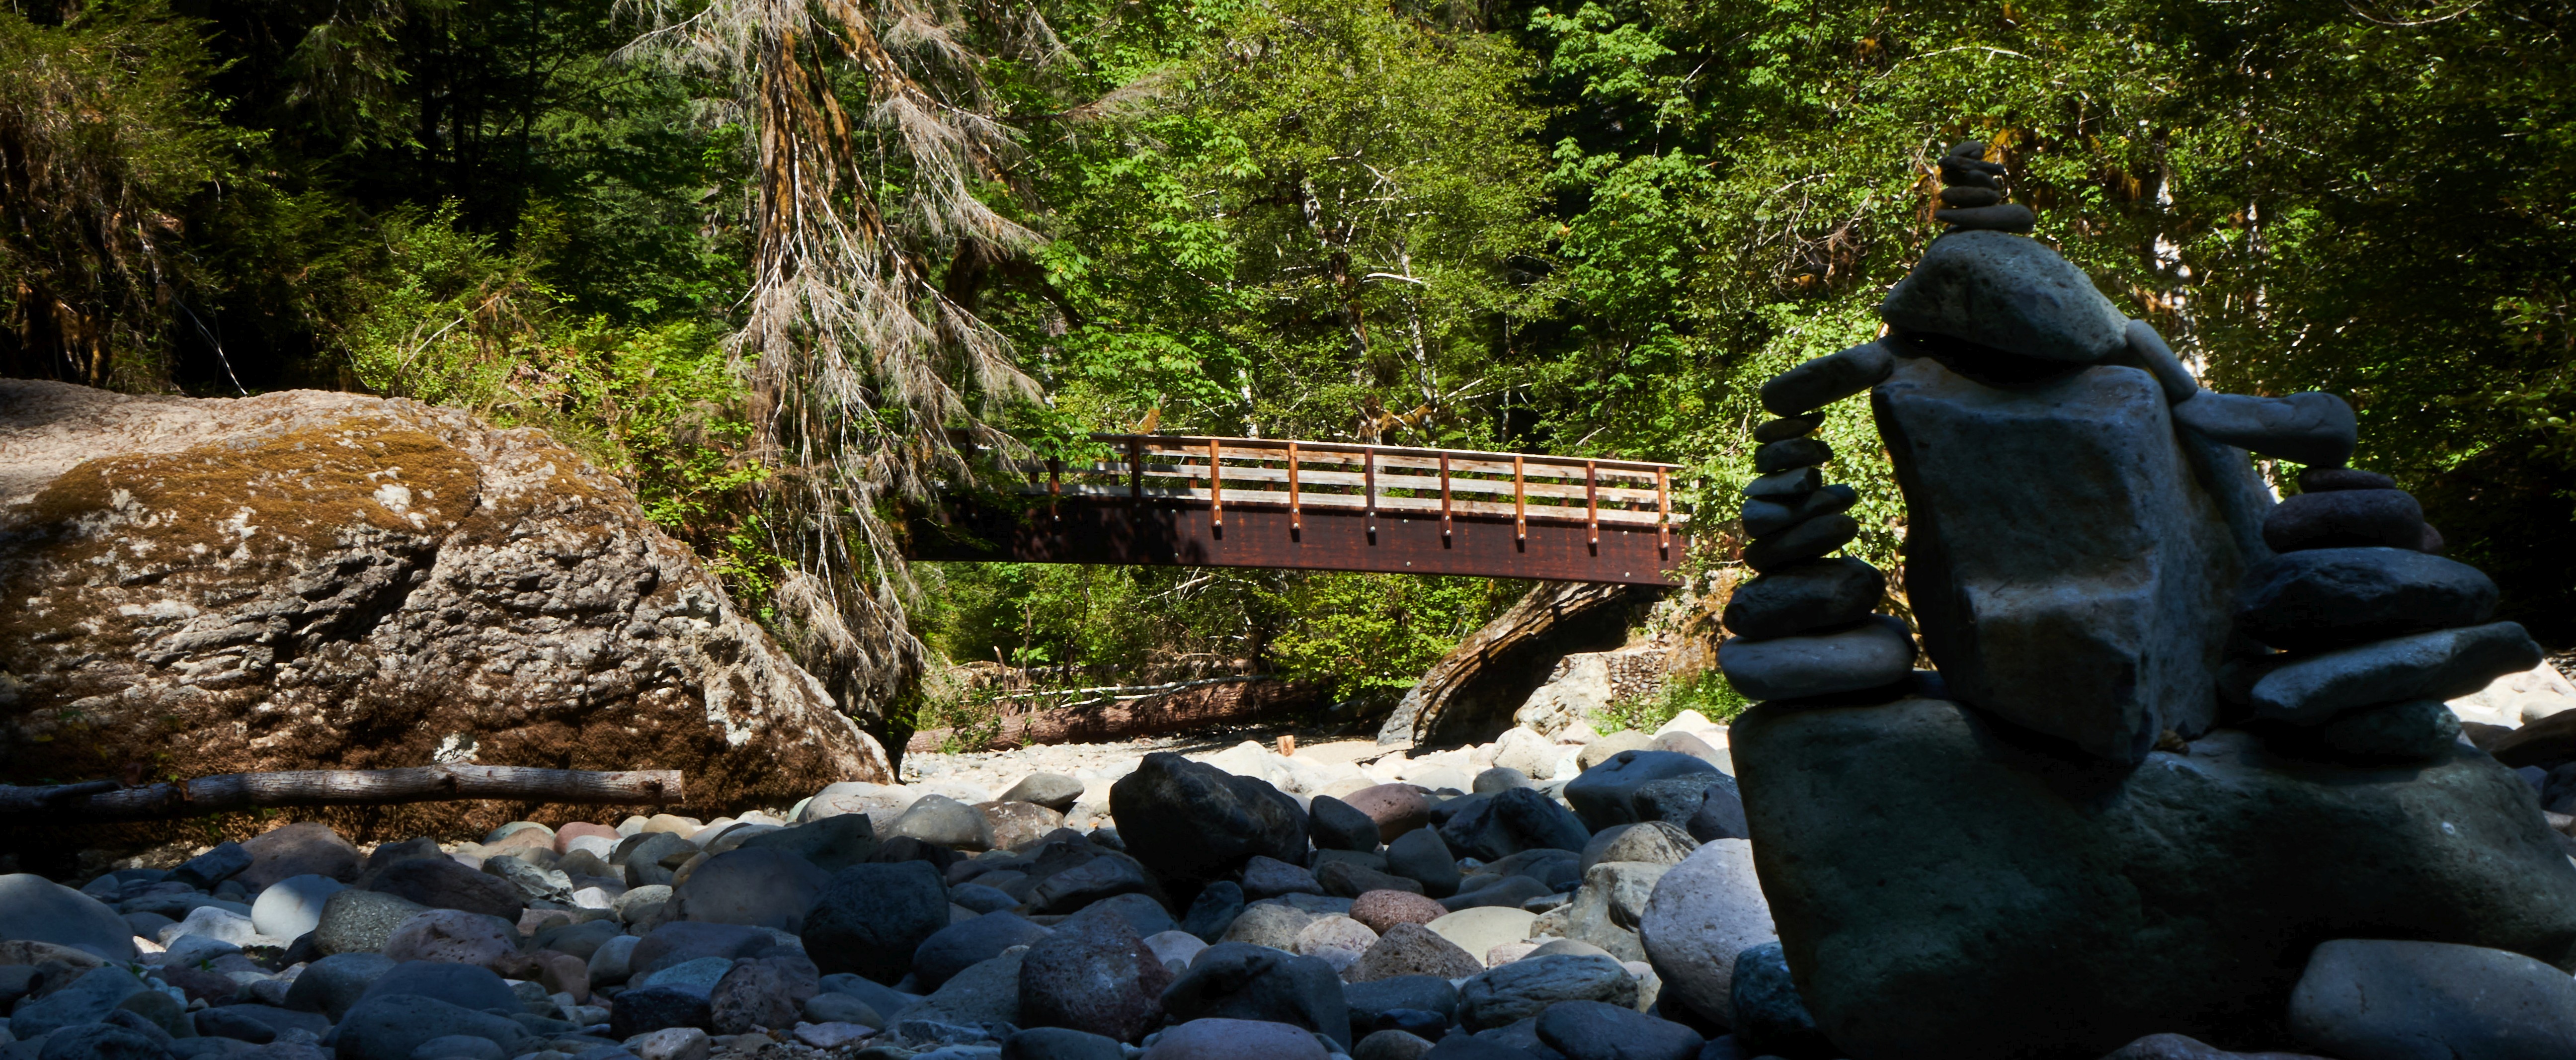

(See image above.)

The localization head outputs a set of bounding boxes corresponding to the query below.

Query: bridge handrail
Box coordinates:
[1003,432,1690,547]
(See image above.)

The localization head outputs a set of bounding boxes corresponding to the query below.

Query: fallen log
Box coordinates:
[0,765,682,820]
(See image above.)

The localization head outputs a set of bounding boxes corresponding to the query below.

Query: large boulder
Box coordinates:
[1873,358,2266,762]
[1111,753,1308,895]
[1732,696,2576,1059]
[0,380,890,843]
[670,848,829,931]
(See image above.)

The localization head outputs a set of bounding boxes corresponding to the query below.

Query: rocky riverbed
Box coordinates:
[10,692,2576,1060]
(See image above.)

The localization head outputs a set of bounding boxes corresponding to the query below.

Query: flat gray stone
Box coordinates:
[2248,622,2544,724]
[2315,700,2463,762]
[2172,391,2357,468]
[2289,939,2576,1060]
[1873,357,2259,761]
[1001,774,1084,814]
[2236,547,2497,652]
[1457,955,1638,1031]
[1740,513,1858,573]
[1752,438,1832,474]
[1933,203,2036,233]
[1721,558,1884,641]
[1740,466,1820,499]
[2263,489,2427,553]
[1732,695,2576,1057]
[1740,485,1855,539]
[1880,230,2127,361]
[1760,341,1895,417]
[282,952,396,1021]
[1716,616,1914,702]
[891,794,997,852]
[2115,319,2197,402]
[1637,839,1772,1029]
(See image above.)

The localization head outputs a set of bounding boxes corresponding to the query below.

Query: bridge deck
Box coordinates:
[910,435,1692,586]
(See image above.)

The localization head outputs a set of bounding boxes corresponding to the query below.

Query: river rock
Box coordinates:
[12,966,149,1038]
[1298,796,1377,853]
[0,874,138,960]
[1740,484,1856,540]
[1001,774,1085,814]
[1760,341,1896,416]
[608,984,715,1039]
[1879,230,2127,361]
[1716,616,1915,703]
[282,952,396,1020]
[1345,923,1481,982]
[308,890,427,956]
[1739,513,1859,573]
[2305,699,2464,762]
[1564,752,1719,833]
[1872,356,2260,762]
[1535,1000,1701,1060]
[1221,901,1319,950]
[670,848,829,932]
[1293,915,1380,973]
[1579,823,1694,871]
[1729,942,1829,1059]
[1383,828,1462,898]
[249,875,347,940]
[708,959,806,1035]
[1344,975,1458,1038]
[367,857,524,920]
[1004,1026,1124,1060]
[2171,391,2356,468]
[1934,203,2037,232]
[1755,437,1833,476]
[1424,907,1538,969]
[2236,547,2498,652]
[916,913,1052,991]
[1438,788,1589,863]
[0,382,892,838]
[333,995,531,1060]
[1742,466,1820,500]
[1721,559,1884,641]
[1351,891,1448,934]
[1180,882,1246,943]
[2246,621,2544,725]
[2261,489,2426,553]
[1458,955,1638,1031]
[1028,849,1161,914]
[894,946,1026,1028]
[1732,695,2576,1058]
[1140,1018,1329,1060]
[628,921,775,978]
[1341,786,1433,842]
[380,910,516,971]
[1636,839,1771,1029]
[1111,753,1309,895]
[2286,939,2576,1060]
[1159,943,1352,1046]
[731,814,879,874]
[801,861,950,983]
[1243,856,1325,900]
[359,961,519,1012]
[890,794,997,852]
[1319,861,1422,899]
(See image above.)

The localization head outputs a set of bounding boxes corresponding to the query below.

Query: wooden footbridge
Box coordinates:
[910,434,1692,586]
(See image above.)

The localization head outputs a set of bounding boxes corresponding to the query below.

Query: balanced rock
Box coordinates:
[1716,615,1915,703]
[1740,483,1858,539]
[1879,230,2127,361]
[1873,356,2264,762]
[2170,391,2357,468]
[2245,621,2543,725]
[1760,341,1896,416]
[2262,489,2426,553]
[2235,547,2497,652]
[1722,558,1884,641]
[1732,695,2576,1058]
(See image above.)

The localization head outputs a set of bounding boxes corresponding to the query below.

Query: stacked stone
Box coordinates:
[2231,465,2544,761]
[1932,140,2034,235]
[1711,340,1918,704]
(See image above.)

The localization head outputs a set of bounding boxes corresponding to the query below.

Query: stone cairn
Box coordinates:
[1716,139,2575,1058]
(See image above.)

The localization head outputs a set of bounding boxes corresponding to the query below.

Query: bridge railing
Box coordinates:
[1003,434,1690,552]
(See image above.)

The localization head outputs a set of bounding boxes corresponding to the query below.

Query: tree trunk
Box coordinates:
[1376,580,1662,748]
[0,766,683,821]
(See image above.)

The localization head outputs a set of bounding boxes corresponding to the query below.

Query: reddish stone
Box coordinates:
[556,822,622,853]
[1340,784,1433,842]
[1350,890,1448,934]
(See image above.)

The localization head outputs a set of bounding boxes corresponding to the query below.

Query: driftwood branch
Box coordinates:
[0,766,683,820]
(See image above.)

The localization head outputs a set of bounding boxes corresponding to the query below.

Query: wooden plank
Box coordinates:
[912,496,1686,585]
[1023,485,1683,526]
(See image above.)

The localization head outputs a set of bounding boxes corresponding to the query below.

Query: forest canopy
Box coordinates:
[4,0,2569,742]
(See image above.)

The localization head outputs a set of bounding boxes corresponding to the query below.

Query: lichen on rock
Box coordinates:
[0,379,890,841]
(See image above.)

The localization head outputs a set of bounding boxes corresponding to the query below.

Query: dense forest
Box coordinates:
[4,0,2569,747]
